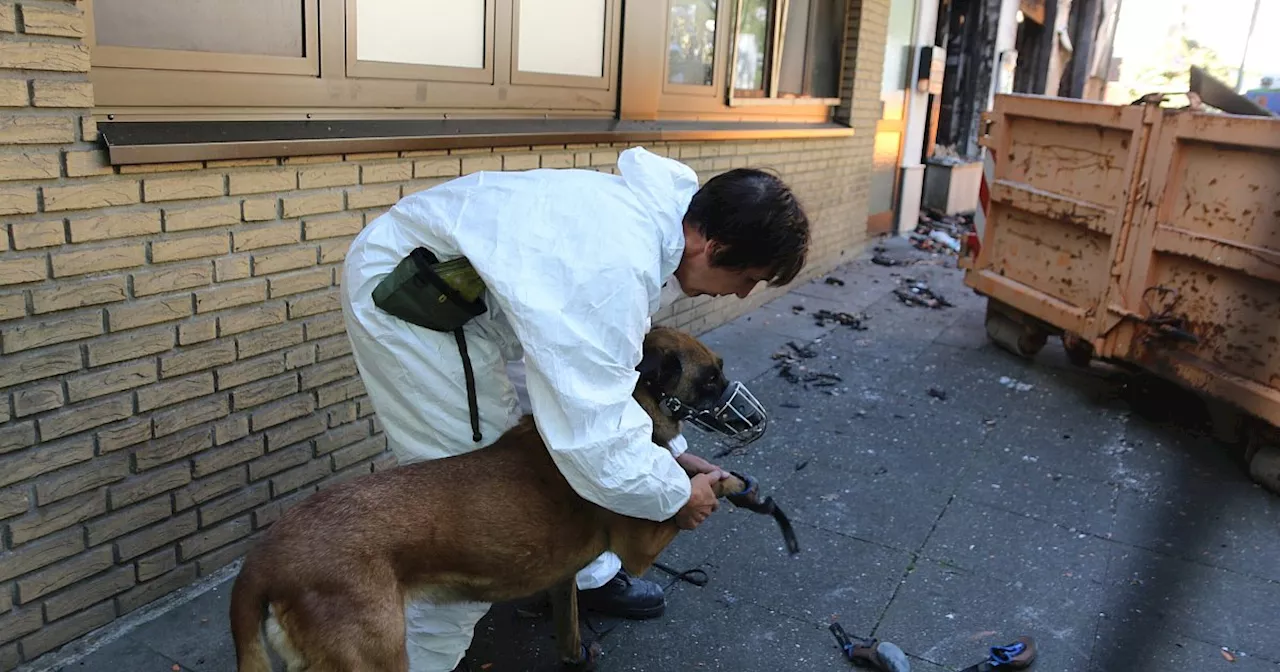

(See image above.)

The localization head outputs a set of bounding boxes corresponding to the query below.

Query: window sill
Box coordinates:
[97,118,854,165]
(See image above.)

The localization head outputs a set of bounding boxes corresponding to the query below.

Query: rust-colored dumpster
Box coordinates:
[959,93,1280,490]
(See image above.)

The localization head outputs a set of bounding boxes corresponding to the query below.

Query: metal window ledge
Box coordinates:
[98,118,854,165]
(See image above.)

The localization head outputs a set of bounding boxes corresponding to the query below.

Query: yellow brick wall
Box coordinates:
[0,0,889,666]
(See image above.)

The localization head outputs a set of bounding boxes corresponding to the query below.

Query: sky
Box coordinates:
[1110,0,1279,91]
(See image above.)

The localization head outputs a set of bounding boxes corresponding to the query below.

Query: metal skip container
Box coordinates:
[958,93,1280,491]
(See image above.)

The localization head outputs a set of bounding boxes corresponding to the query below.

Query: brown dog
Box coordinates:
[229,326,788,671]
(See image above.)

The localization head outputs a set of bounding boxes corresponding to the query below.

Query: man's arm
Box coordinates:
[484,265,693,522]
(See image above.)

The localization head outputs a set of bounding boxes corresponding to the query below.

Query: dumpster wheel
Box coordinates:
[1245,421,1280,497]
[985,302,1047,358]
[1062,333,1094,368]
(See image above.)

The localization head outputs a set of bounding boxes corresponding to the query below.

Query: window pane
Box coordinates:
[94,0,304,57]
[807,0,847,98]
[518,0,606,78]
[356,0,485,69]
[734,0,773,92]
[667,0,718,86]
[777,0,810,96]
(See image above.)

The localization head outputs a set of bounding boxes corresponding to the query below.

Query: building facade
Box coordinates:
[0,0,891,667]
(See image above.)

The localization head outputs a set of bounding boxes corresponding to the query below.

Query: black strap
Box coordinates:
[652,561,709,588]
[453,327,482,443]
[726,472,801,555]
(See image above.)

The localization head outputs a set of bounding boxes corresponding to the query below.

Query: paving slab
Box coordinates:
[598,588,844,672]
[698,522,912,629]
[1100,542,1280,662]
[785,451,955,553]
[752,294,854,343]
[875,560,1105,672]
[123,583,236,671]
[55,637,187,671]
[921,497,1111,586]
[956,446,1119,539]
[1110,450,1280,583]
[1089,624,1279,672]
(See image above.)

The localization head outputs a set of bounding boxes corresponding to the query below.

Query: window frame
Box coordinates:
[86,0,321,77]
[86,0,621,121]
[661,0,729,97]
[508,0,620,90]
[726,0,844,107]
[87,0,856,164]
[343,0,497,84]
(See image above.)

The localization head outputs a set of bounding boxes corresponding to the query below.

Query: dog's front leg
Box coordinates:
[549,579,599,671]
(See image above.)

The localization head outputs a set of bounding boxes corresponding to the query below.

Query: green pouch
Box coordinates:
[372,248,487,332]
[369,247,489,444]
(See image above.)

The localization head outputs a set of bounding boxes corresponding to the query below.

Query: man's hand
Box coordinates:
[675,473,720,530]
[675,452,730,482]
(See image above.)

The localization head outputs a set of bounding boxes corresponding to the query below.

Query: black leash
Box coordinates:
[652,561,709,589]
[452,327,482,443]
[725,472,801,555]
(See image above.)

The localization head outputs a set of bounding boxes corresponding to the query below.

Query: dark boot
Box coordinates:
[576,570,665,620]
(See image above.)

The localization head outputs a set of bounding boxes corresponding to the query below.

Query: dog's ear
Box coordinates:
[637,346,682,392]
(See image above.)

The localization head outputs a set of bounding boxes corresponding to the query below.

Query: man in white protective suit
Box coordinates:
[340,145,810,672]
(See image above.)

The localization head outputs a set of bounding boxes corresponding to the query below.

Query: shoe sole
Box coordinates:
[581,602,666,620]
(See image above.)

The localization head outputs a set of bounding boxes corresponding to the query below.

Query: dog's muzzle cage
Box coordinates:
[661,381,769,446]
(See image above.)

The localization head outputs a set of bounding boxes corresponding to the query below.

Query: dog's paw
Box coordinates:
[560,641,601,671]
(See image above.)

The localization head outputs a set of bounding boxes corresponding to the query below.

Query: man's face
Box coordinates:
[674,243,771,299]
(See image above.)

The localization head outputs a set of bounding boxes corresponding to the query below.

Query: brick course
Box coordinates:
[0,0,886,666]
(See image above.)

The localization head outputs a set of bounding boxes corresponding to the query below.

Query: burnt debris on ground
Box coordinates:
[791,304,870,330]
[813,309,869,329]
[772,342,845,389]
[893,277,953,309]
[911,209,975,256]
[871,250,909,267]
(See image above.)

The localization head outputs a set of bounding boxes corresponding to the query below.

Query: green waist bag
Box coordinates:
[371,248,489,443]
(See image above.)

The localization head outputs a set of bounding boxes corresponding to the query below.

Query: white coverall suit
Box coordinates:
[340,146,698,672]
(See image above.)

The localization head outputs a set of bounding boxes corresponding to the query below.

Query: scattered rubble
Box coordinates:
[871,252,908,267]
[785,341,817,359]
[893,278,952,309]
[791,304,870,329]
[999,376,1035,392]
[912,209,975,256]
[772,343,845,389]
[813,309,869,329]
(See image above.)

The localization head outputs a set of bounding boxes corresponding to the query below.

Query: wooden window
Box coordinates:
[87,0,620,120]
[90,0,319,76]
[727,0,846,105]
[510,0,615,88]
[654,0,846,121]
[665,0,721,92]
[89,0,854,163]
[346,0,494,83]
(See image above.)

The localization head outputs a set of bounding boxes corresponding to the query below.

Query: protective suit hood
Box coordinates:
[618,147,697,283]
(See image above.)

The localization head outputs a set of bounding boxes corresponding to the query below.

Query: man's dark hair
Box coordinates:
[684,168,810,286]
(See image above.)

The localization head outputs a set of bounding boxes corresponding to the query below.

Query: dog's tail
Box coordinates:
[229,565,272,672]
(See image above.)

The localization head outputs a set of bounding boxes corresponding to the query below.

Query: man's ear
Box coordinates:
[637,347,682,391]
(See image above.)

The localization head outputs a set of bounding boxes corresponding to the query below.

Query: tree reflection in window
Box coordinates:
[667,0,718,86]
